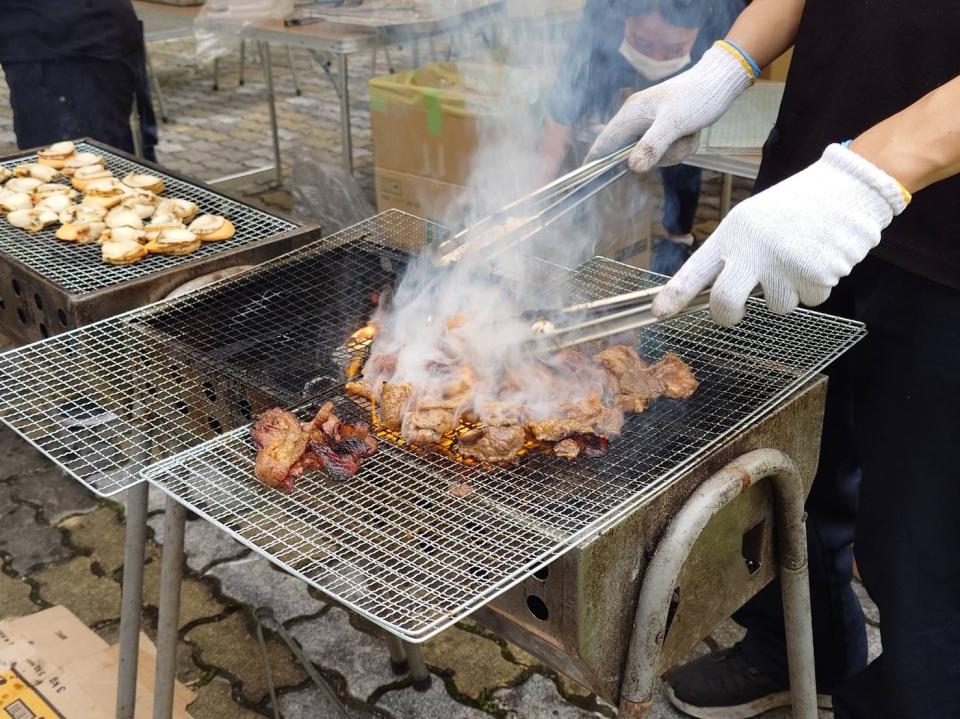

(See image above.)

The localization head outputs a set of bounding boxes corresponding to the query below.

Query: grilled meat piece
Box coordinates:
[529,394,624,442]
[553,438,581,460]
[380,382,413,430]
[594,344,647,376]
[554,433,610,460]
[402,408,455,445]
[250,408,311,492]
[596,344,664,413]
[650,352,699,399]
[345,379,377,402]
[458,425,526,464]
[251,402,378,490]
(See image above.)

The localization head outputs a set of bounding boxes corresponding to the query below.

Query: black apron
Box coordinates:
[756,0,960,289]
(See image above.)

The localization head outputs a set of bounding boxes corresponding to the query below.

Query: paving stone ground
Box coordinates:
[0,27,878,719]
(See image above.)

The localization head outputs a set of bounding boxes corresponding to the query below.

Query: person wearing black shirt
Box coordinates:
[540,0,742,274]
[590,0,960,717]
[0,0,157,160]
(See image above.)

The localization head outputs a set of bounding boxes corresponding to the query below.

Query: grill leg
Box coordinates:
[617,448,817,719]
[153,498,186,719]
[385,633,408,674]
[403,642,431,691]
[145,49,168,123]
[115,482,149,719]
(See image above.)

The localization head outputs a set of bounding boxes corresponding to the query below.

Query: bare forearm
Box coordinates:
[850,75,960,193]
[725,0,805,69]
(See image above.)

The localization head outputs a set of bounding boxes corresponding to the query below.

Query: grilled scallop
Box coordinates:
[0,167,13,184]
[144,211,184,241]
[145,228,200,256]
[7,208,58,232]
[120,189,158,219]
[71,164,114,191]
[37,141,77,168]
[33,183,77,201]
[0,190,33,213]
[122,173,164,194]
[4,177,42,194]
[14,163,60,182]
[62,152,105,177]
[101,236,148,265]
[155,198,198,222]
[83,178,125,208]
[56,221,108,244]
[105,206,144,230]
[188,214,235,241]
[101,226,147,245]
[36,193,74,215]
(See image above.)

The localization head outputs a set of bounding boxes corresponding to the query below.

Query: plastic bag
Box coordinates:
[289,156,375,231]
[194,0,294,63]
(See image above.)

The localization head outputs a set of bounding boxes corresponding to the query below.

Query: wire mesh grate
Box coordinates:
[0,141,296,295]
[0,211,865,637]
[125,211,862,641]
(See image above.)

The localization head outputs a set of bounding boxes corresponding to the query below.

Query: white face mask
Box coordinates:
[619,39,691,81]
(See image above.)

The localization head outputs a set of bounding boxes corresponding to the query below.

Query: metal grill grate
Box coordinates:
[0,141,296,296]
[0,211,865,638]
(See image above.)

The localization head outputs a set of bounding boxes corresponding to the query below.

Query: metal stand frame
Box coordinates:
[137,447,816,718]
[115,483,149,719]
[618,448,817,719]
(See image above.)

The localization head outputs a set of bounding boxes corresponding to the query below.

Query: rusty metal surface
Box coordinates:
[471,376,826,704]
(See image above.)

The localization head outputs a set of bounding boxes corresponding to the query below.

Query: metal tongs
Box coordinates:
[526,285,714,351]
[434,144,634,266]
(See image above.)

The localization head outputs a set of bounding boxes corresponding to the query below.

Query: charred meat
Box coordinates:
[251,402,378,491]
[250,408,311,492]
[553,434,610,461]
[380,382,413,430]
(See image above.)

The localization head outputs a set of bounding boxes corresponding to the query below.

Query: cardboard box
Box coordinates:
[0,606,194,719]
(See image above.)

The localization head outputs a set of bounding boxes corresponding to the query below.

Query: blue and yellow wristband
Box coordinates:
[714,40,761,83]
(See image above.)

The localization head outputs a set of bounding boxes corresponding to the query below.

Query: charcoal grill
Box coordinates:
[0,210,863,717]
[0,139,320,344]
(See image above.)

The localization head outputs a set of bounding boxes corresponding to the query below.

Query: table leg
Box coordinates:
[385,634,408,674]
[130,99,144,160]
[720,172,733,218]
[336,52,353,175]
[153,498,186,719]
[115,482,148,719]
[239,39,247,86]
[260,41,283,185]
[286,46,302,96]
[145,50,168,123]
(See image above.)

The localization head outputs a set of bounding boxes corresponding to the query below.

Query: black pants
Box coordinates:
[659,164,702,236]
[3,48,156,161]
[736,257,960,718]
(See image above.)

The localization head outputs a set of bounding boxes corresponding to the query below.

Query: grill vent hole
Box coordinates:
[237,397,253,420]
[39,323,49,338]
[532,566,549,581]
[16,308,26,324]
[57,309,67,326]
[174,400,190,415]
[0,297,5,311]
[526,594,549,621]
[207,416,223,434]
[741,520,765,575]
[12,279,21,296]
[34,294,43,310]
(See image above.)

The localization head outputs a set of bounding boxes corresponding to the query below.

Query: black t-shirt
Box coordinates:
[756,0,960,289]
[0,0,141,64]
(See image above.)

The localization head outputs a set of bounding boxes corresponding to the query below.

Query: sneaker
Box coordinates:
[650,237,693,276]
[662,645,833,719]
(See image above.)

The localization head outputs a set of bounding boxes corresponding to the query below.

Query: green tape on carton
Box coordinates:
[423,88,443,135]
[369,86,387,113]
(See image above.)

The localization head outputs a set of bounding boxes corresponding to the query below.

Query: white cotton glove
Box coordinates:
[653,144,911,327]
[587,43,755,171]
